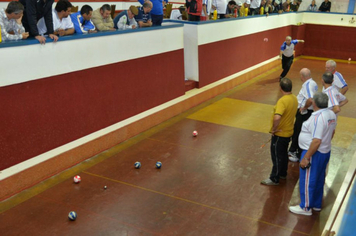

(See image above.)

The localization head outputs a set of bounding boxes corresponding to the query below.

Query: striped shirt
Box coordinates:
[299,108,336,153]
[323,86,346,109]
[332,71,347,90]
[297,78,318,110]
[0,9,25,41]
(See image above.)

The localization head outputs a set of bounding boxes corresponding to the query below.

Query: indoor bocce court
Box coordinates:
[1,57,356,235]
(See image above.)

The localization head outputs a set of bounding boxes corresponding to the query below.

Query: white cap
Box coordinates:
[237,1,243,6]
[274,0,281,4]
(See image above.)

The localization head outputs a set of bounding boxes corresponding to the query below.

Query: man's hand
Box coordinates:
[57,29,65,36]
[299,40,305,43]
[35,35,46,44]
[22,32,29,39]
[300,157,310,169]
[49,34,58,42]
[109,28,116,31]
[88,29,97,33]
[132,25,137,29]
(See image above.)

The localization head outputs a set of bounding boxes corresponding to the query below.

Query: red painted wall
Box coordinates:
[0,50,185,170]
[198,26,294,87]
[303,24,356,60]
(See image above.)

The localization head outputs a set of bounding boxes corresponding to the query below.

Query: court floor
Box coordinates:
[1,58,355,235]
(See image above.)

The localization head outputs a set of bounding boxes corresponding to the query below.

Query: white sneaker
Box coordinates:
[261,178,279,186]
[288,151,299,162]
[313,207,321,212]
[289,205,312,216]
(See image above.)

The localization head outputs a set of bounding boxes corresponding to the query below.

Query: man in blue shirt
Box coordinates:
[70,5,96,34]
[135,1,153,28]
[138,0,168,26]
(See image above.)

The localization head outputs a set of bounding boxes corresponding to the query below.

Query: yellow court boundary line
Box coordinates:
[83,171,309,236]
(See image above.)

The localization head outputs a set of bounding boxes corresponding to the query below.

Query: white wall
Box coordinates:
[0,26,184,87]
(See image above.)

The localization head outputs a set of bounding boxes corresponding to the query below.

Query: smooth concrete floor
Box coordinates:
[1,57,355,235]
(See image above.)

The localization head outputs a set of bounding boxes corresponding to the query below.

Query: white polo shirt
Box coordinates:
[37,9,74,35]
[323,86,346,109]
[299,108,336,153]
[297,78,318,110]
[280,40,298,57]
[333,71,347,90]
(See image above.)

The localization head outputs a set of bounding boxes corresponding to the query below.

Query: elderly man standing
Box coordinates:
[288,68,318,162]
[325,60,348,95]
[92,4,115,31]
[289,92,336,215]
[322,72,348,115]
[0,1,29,41]
[261,78,298,185]
[279,36,304,80]
[135,1,153,28]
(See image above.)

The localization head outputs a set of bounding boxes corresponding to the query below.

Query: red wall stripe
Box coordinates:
[0,50,185,170]
[303,24,356,60]
[198,26,293,87]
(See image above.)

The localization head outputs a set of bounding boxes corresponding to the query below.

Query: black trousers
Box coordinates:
[188,14,200,21]
[280,54,294,78]
[289,109,313,157]
[151,14,163,26]
[270,135,290,183]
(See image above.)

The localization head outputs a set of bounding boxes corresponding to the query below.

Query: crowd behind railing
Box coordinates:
[176,0,332,21]
[0,0,336,44]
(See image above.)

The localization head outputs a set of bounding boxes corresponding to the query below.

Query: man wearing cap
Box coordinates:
[114,5,138,30]
[135,1,153,28]
[92,4,115,31]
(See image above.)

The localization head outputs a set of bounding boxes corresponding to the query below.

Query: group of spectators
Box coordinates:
[0,0,167,44]
[261,36,348,216]
[182,0,333,21]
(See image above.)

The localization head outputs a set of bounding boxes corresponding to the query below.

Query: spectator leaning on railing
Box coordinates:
[20,0,58,44]
[0,1,29,41]
[37,0,74,37]
[92,4,115,31]
[318,0,331,12]
[307,0,318,11]
[70,5,96,34]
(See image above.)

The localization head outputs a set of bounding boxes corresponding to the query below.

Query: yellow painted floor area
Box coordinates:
[188,98,356,149]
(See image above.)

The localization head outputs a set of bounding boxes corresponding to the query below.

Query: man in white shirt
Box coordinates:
[0,1,29,41]
[289,92,336,216]
[249,0,261,15]
[211,0,227,19]
[37,0,74,37]
[325,60,348,95]
[288,68,318,162]
[322,72,348,115]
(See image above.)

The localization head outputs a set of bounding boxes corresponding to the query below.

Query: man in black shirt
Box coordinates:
[19,0,58,44]
[318,0,331,12]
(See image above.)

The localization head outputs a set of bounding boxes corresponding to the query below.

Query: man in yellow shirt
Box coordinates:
[261,78,298,185]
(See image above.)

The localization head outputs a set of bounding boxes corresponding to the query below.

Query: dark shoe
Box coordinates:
[280,176,287,180]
